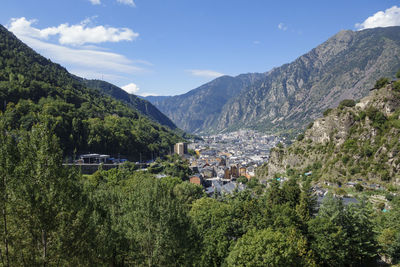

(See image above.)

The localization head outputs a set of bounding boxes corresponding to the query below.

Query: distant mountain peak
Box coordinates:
[148,26,400,135]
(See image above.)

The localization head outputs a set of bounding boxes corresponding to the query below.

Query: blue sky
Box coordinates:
[2,0,400,96]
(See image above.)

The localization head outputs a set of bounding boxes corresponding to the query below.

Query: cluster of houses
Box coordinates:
[183,130,281,196]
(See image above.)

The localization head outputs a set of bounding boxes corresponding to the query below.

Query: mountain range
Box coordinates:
[146,26,400,135]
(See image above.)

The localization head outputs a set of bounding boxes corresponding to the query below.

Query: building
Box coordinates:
[189,174,203,185]
[239,166,247,177]
[174,142,188,155]
[230,165,238,178]
[224,168,231,179]
[79,154,111,164]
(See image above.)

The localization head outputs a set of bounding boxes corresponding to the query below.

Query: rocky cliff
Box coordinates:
[262,78,400,185]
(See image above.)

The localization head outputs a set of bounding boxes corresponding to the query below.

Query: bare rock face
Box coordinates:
[214,27,400,134]
[147,26,400,135]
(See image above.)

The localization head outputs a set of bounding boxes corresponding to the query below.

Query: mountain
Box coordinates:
[145,73,265,133]
[148,26,400,135]
[81,79,178,130]
[0,25,181,160]
[258,77,400,184]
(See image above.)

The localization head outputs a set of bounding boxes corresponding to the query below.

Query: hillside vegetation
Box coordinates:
[0,25,181,160]
[263,75,400,187]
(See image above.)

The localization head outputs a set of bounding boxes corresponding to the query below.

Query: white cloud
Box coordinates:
[356,6,400,30]
[140,92,159,97]
[186,69,224,78]
[117,0,135,7]
[16,35,143,74]
[8,17,138,46]
[121,83,159,97]
[122,83,140,94]
[89,0,101,5]
[278,22,288,31]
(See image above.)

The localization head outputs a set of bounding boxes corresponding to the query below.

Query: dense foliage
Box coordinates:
[0,25,181,160]
[1,121,399,266]
[82,79,178,130]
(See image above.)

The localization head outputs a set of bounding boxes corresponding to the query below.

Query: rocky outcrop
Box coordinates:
[262,82,400,184]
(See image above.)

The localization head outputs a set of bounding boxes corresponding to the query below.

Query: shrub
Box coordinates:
[386,193,394,201]
[396,69,400,79]
[342,155,350,164]
[366,106,386,127]
[380,170,391,182]
[350,167,361,175]
[297,133,304,141]
[323,108,333,116]
[339,99,356,108]
[355,183,363,192]
[312,161,322,170]
[307,122,314,129]
[393,80,400,92]
[375,77,390,89]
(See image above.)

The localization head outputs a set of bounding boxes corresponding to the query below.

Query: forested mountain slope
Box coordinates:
[0,25,181,160]
[82,79,178,130]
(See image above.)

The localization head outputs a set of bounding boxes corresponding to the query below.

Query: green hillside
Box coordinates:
[82,79,178,130]
[0,25,181,160]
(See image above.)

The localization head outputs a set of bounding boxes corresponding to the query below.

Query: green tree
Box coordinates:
[189,198,235,266]
[375,77,389,89]
[226,228,315,267]
[0,120,19,266]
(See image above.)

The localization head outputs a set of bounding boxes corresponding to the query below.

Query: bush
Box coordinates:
[297,133,304,141]
[393,80,400,92]
[350,167,361,175]
[323,108,333,116]
[339,99,356,108]
[386,193,394,201]
[307,122,314,129]
[396,69,400,79]
[375,77,389,89]
[366,106,386,127]
[355,183,363,192]
[342,155,350,165]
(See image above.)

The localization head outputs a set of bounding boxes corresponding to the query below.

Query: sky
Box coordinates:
[1,0,400,96]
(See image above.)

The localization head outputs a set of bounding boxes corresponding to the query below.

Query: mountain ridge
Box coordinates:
[147,26,400,135]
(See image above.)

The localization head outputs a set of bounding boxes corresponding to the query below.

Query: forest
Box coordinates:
[0,25,181,161]
[0,120,399,266]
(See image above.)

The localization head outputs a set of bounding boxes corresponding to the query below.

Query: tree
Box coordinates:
[296,181,317,223]
[0,120,19,267]
[226,228,315,267]
[189,198,235,266]
[375,77,389,89]
[11,124,92,266]
[308,195,378,266]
